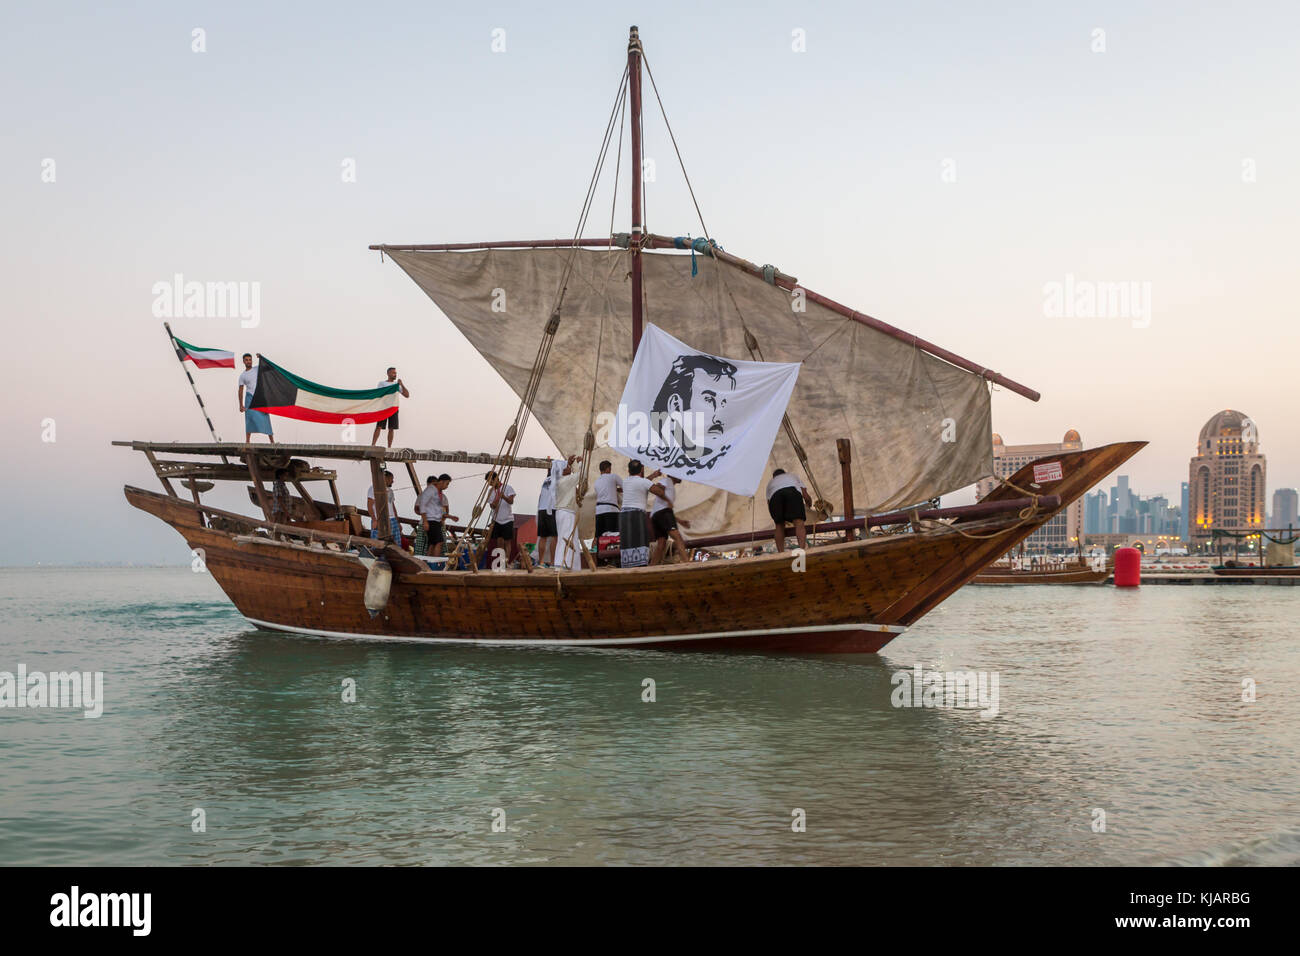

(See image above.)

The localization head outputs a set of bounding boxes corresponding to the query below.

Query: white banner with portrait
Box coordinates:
[608,324,800,496]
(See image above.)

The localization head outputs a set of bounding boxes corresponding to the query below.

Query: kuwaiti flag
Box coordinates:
[173,336,235,369]
[610,324,800,496]
[249,355,399,424]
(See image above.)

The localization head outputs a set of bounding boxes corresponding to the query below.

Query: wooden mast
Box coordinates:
[628,25,645,354]
[837,438,856,542]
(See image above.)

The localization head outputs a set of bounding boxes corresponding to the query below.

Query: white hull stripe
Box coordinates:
[243,617,907,647]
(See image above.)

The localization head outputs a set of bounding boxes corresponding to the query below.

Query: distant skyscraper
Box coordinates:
[1189,409,1266,547]
[1085,490,1105,535]
[1115,475,1133,518]
[1180,482,1189,540]
[1273,488,1299,530]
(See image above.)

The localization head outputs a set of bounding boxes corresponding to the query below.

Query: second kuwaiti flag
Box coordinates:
[249,355,399,424]
[173,336,236,369]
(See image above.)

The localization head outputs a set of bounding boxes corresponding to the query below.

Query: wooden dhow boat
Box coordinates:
[970,557,1111,586]
[119,27,1144,652]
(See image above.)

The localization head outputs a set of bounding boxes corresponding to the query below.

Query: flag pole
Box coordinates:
[163,322,229,464]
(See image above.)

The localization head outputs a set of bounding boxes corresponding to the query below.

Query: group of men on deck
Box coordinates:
[532,458,691,570]
[361,457,814,568]
[234,354,818,561]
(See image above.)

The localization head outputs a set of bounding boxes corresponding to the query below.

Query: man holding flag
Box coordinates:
[237,353,275,443]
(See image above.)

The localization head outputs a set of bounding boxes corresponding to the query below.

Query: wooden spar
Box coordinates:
[290,478,324,520]
[140,460,337,483]
[328,479,341,509]
[143,449,178,497]
[641,234,1041,402]
[628,25,645,353]
[369,239,613,252]
[404,461,422,499]
[370,459,392,542]
[684,495,1061,550]
[244,452,274,523]
[837,438,856,542]
[112,441,554,469]
[162,322,230,462]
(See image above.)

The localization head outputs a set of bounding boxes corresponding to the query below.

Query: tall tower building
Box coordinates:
[976,429,1085,553]
[1188,410,1266,548]
[1179,482,1189,540]
[1273,488,1299,530]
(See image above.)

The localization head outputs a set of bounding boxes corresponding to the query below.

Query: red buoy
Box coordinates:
[1114,547,1141,587]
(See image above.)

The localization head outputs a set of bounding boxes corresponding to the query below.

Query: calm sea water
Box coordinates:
[0,567,1296,866]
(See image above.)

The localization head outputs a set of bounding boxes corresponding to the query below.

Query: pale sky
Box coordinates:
[3,0,1298,564]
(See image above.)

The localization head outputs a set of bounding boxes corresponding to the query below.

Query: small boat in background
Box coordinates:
[1211,564,1300,578]
[970,555,1110,586]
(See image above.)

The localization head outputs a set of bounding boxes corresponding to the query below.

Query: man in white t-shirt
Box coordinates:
[484,470,517,565]
[594,459,623,539]
[416,473,459,557]
[618,459,654,568]
[648,470,691,565]
[535,458,559,567]
[553,455,583,572]
[237,353,275,443]
[367,469,400,541]
[765,467,813,551]
[370,367,410,448]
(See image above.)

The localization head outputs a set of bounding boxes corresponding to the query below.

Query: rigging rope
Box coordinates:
[445,67,630,573]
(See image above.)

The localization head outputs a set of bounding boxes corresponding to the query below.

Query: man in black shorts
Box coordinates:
[765,468,813,551]
[648,471,690,565]
[370,367,410,447]
[484,470,517,566]
[593,460,622,538]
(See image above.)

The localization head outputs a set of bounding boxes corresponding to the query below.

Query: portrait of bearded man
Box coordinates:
[639,353,738,472]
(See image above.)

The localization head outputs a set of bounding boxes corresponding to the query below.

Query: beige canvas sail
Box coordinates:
[385,246,992,538]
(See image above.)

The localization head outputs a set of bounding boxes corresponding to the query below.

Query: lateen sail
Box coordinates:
[385,246,992,537]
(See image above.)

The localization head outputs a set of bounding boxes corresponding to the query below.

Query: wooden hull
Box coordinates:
[126,441,1145,653]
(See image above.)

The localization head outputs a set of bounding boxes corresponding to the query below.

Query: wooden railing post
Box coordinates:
[370,458,392,542]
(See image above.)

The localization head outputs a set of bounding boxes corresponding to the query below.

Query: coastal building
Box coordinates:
[1188,409,1266,548]
[976,430,1084,553]
[1272,488,1298,531]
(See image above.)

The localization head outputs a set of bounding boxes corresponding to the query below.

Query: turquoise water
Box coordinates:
[0,567,1296,865]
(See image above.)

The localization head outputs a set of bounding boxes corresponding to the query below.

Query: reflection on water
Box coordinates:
[0,568,1296,865]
